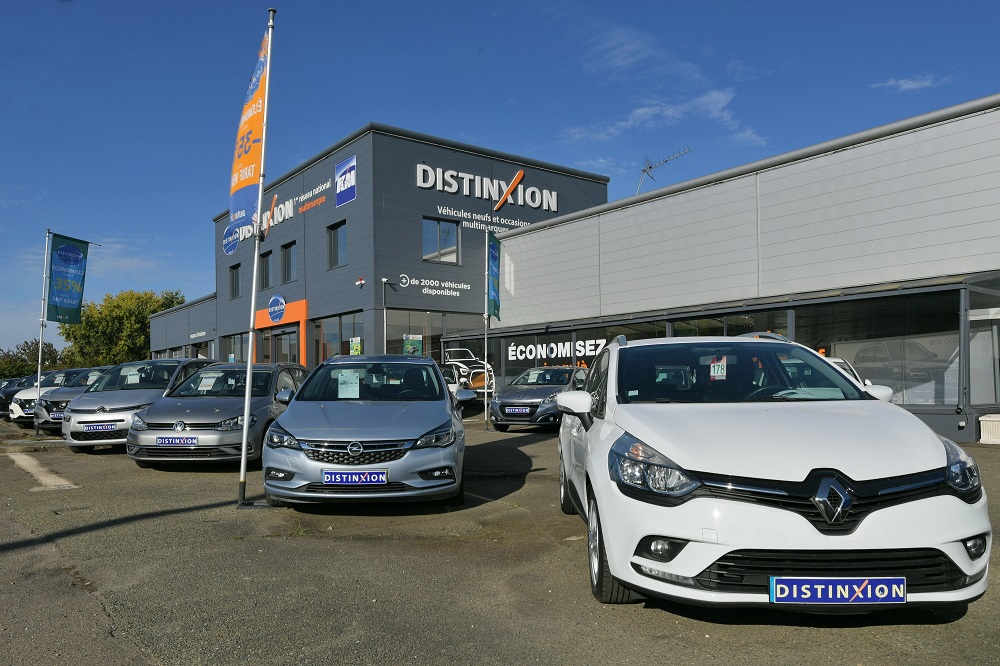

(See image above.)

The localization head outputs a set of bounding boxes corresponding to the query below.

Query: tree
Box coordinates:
[58,290,185,366]
[0,339,61,377]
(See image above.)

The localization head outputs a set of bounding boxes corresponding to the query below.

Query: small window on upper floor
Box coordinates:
[422,218,459,264]
[328,221,347,269]
[229,264,241,299]
[281,241,297,283]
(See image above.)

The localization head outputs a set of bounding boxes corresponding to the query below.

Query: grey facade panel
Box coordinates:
[151,296,218,350]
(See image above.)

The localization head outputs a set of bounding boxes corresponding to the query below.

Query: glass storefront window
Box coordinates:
[796,292,959,405]
[222,333,249,363]
[969,289,1000,406]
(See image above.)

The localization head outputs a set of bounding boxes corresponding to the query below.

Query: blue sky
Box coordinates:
[3,1,999,353]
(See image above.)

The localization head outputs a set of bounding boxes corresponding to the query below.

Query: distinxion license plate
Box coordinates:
[83,423,117,432]
[155,436,198,446]
[770,577,906,605]
[51,412,63,420]
[322,470,388,485]
[505,406,531,414]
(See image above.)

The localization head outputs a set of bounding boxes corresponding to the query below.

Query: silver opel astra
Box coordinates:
[262,355,475,508]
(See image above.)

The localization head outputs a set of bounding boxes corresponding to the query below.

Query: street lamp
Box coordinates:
[381,277,389,354]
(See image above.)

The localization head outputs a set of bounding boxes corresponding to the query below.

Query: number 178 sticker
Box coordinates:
[710,356,728,380]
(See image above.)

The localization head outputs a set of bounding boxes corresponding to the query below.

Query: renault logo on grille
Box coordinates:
[347,441,364,456]
[812,477,853,524]
[173,421,186,432]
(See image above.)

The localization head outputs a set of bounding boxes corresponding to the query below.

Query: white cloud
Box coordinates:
[561,89,764,146]
[578,26,704,83]
[869,74,952,92]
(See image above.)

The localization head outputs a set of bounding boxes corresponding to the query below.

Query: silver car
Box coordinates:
[262,355,475,508]
[63,359,216,453]
[127,362,307,467]
[34,366,113,433]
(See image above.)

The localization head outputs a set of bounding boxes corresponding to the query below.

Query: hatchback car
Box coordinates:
[127,362,307,467]
[0,373,52,421]
[489,365,586,431]
[262,355,475,507]
[63,359,216,452]
[556,335,990,610]
[9,368,89,428]
[34,366,113,433]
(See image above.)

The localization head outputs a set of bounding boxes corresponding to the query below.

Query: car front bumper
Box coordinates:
[127,425,266,462]
[489,400,561,427]
[593,479,991,608]
[263,443,465,503]
[63,409,138,446]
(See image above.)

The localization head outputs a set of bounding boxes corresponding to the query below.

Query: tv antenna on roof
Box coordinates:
[636,147,691,195]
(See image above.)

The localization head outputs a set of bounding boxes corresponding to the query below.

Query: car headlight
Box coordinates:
[265,423,300,450]
[132,414,148,431]
[541,391,560,404]
[609,432,700,497]
[941,436,981,493]
[413,422,456,448]
[215,414,258,431]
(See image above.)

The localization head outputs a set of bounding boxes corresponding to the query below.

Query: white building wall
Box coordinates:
[497,107,1000,328]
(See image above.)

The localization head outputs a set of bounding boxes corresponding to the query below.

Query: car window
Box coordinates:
[297,362,444,402]
[617,342,864,404]
[275,369,297,394]
[87,361,180,392]
[587,350,610,418]
[170,369,272,398]
[511,368,574,386]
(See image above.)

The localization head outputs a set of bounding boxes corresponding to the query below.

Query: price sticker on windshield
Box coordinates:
[710,356,728,381]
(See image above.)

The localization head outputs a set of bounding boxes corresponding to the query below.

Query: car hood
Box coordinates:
[40,386,88,402]
[612,400,946,481]
[279,400,451,441]
[496,385,563,402]
[141,396,271,422]
[70,388,169,411]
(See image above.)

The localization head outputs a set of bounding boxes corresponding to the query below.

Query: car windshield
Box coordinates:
[297,362,444,402]
[87,361,180,392]
[168,368,272,398]
[66,368,109,388]
[617,341,866,404]
[39,369,85,388]
[511,368,574,386]
[445,349,477,362]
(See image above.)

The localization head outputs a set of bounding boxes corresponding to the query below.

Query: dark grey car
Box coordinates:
[489,366,587,431]
[126,362,307,467]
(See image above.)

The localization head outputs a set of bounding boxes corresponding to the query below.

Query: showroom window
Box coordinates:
[229,264,241,299]
[259,251,273,290]
[281,241,297,283]
[222,333,249,363]
[422,217,459,264]
[328,221,347,269]
[795,292,959,406]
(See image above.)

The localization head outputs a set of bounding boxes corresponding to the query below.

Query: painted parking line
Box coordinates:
[7,453,79,491]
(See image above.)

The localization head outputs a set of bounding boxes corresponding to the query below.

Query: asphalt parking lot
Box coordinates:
[1,415,998,666]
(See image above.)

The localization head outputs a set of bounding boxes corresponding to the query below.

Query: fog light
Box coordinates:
[635,536,687,562]
[265,467,295,481]
[418,466,455,480]
[963,534,988,560]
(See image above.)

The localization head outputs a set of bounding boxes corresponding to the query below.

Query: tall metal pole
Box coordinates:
[35,230,52,434]
[238,7,276,507]
[483,230,490,429]
[381,277,388,354]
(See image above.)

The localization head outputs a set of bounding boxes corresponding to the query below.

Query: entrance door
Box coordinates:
[260,327,299,364]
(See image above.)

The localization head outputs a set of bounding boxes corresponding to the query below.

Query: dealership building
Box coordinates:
[153,92,1000,442]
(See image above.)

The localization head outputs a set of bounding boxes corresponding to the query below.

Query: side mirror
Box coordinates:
[556,390,594,430]
[275,387,295,404]
[865,384,894,402]
[455,388,478,403]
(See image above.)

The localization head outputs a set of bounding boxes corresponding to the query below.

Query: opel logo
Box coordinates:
[812,477,853,524]
[347,441,364,456]
[172,421,186,432]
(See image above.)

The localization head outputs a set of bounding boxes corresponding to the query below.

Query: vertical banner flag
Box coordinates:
[487,232,501,320]
[225,32,271,256]
[46,233,90,324]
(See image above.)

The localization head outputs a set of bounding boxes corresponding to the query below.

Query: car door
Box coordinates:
[568,349,610,500]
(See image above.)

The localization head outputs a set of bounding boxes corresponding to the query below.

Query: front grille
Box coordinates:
[693,548,967,594]
[71,429,127,442]
[301,440,410,466]
[145,422,217,430]
[140,446,242,459]
[662,468,975,536]
[301,482,410,494]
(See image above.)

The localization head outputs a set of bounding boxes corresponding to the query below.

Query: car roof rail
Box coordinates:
[736,331,792,342]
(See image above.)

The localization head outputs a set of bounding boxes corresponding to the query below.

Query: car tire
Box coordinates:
[588,495,635,604]
[264,492,286,508]
[558,450,575,515]
[134,460,153,469]
[493,424,509,432]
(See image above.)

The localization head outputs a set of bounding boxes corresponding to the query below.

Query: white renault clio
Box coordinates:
[556,335,990,611]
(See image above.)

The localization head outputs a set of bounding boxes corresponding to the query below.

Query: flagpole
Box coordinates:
[35,229,52,434]
[483,230,490,429]
[238,7,276,507]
